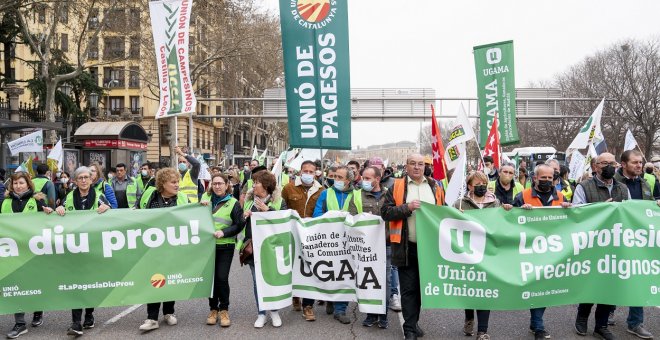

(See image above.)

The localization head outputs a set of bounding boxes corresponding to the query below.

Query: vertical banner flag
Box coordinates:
[568,150,586,181]
[8,130,43,155]
[566,99,605,154]
[483,116,501,168]
[624,129,638,152]
[473,40,519,147]
[431,105,446,180]
[149,0,196,119]
[444,104,475,170]
[444,150,467,207]
[279,0,352,149]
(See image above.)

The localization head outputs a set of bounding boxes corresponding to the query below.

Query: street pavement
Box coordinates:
[2,253,658,339]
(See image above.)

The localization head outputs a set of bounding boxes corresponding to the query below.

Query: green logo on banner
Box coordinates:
[439,219,486,264]
[260,232,295,286]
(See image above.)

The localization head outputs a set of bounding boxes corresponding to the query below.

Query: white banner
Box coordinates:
[252,210,386,314]
[566,99,605,154]
[624,129,638,152]
[149,0,196,119]
[568,150,586,181]
[8,130,43,156]
[444,149,467,207]
[447,104,476,148]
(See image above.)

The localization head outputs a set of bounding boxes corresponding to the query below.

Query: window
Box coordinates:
[104,8,126,31]
[129,8,140,29]
[61,33,68,52]
[128,66,139,88]
[89,67,98,86]
[108,96,124,115]
[129,36,140,59]
[88,9,99,29]
[129,96,139,114]
[37,5,46,23]
[87,37,98,59]
[103,67,124,87]
[103,36,124,59]
[58,4,69,24]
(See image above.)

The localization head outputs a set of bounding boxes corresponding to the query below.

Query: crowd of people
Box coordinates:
[2,147,660,340]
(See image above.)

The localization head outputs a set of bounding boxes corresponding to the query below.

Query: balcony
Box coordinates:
[107,107,142,117]
[18,102,62,123]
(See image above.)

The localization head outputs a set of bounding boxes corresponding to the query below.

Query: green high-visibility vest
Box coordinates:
[237,197,283,251]
[245,179,254,192]
[644,173,656,194]
[239,170,245,183]
[487,180,524,199]
[111,177,139,208]
[326,187,361,212]
[64,190,99,211]
[1,197,38,214]
[137,176,153,193]
[139,187,188,209]
[32,177,50,193]
[211,196,239,245]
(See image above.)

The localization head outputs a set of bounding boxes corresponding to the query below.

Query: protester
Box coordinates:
[518,166,531,189]
[347,160,362,187]
[137,168,189,331]
[239,171,287,328]
[643,162,660,199]
[55,166,112,336]
[483,156,498,181]
[281,160,324,319]
[486,163,521,208]
[227,169,242,201]
[176,147,202,203]
[200,173,245,328]
[612,150,659,339]
[3,172,53,339]
[512,164,571,340]
[454,171,504,340]
[355,166,390,329]
[241,159,260,192]
[89,163,118,209]
[545,159,573,201]
[32,163,56,208]
[137,162,156,192]
[55,171,73,206]
[572,153,629,340]
[0,168,6,207]
[323,165,337,189]
[240,160,250,185]
[110,163,142,209]
[381,153,445,340]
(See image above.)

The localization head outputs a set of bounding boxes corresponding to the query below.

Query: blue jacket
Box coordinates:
[95,179,118,209]
[313,188,352,217]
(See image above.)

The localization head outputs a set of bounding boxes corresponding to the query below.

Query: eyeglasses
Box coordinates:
[407,162,425,168]
[212,182,226,186]
[77,176,90,181]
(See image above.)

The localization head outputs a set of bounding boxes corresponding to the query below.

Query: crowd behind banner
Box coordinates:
[1,145,660,340]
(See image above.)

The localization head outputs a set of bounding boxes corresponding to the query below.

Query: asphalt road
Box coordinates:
[2,253,658,339]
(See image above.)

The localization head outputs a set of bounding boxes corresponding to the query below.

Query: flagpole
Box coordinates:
[636,144,648,163]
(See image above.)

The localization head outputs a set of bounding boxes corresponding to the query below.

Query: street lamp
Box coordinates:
[89,92,99,117]
[59,83,72,97]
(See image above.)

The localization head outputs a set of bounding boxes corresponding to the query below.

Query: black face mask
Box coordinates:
[601,165,616,180]
[646,168,654,174]
[553,172,560,181]
[537,180,553,193]
[326,178,335,187]
[473,185,488,197]
[424,166,432,177]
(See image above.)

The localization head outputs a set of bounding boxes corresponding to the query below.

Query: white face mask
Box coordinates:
[61,178,69,184]
[141,170,149,177]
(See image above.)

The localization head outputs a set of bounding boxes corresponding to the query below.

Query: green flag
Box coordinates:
[279,0,352,149]
[474,40,519,147]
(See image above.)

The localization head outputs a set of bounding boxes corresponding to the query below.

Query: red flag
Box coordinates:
[431,104,447,180]
[483,115,501,168]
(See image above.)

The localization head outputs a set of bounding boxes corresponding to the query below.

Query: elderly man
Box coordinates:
[381,154,445,340]
[572,153,629,340]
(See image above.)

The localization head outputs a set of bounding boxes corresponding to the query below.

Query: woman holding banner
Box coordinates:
[199,173,245,327]
[136,167,188,332]
[3,172,53,339]
[453,171,509,340]
[239,171,288,328]
[89,163,118,209]
[55,166,111,336]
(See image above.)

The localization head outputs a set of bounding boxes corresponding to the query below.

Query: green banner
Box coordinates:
[279,0,352,150]
[473,40,519,147]
[416,201,660,310]
[0,204,214,314]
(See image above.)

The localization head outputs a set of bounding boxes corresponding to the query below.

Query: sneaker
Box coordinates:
[66,322,83,336]
[417,324,425,337]
[292,297,302,311]
[163,314,177,326]
[253,314,267,328]
[575,316,588,336]
[219,310,230,327]
[476,332,491,340]
[270,311,282,327]
[334,313,351,324]
[533,330,551,339]
[594,327,615,340]
[464,319,475,336]
[325,301,334,315]
[138,319,159,331]
[6,324,27,339]
[389,294,402,312]
[206,310,218,325]
[362,314,378,327]
[378,315,389,329]
[627,324,653,339]
[82,314,94,329]
[31,313,43,327]
[303,306,316,321]
[608,312,615,326]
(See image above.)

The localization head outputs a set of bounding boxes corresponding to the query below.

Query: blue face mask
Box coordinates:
[301,173,314,185]
[178,163,188,172]
[361,180,374,192]
[333,180,346,191]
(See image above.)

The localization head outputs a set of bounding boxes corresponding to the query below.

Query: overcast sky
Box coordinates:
[259,0,660,149]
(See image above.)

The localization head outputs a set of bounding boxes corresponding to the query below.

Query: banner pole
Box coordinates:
[636,144,647,163]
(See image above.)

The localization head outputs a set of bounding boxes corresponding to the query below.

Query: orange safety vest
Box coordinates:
[521,188,563,207]
[390,178,445,243]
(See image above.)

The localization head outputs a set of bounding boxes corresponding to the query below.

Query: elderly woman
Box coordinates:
[240,171,288,328]
[136,168,188,332]
[55,166,111,336]
[199,173,245,327]
[89,163,118,209]
[3,172,53,339]
[453,171,508,340]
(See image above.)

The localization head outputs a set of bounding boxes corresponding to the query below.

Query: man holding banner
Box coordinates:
[381,154,445,340]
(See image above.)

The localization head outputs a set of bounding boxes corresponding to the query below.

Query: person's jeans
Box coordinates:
[71,308,94,323]
[530,307,546,332]
[627,306,644,328]
[208,244,235,311]
[399,243,421,335]
[334,301,348,315]
[147,302,175,321]
[390,248,399,298]
[577,303,613,329]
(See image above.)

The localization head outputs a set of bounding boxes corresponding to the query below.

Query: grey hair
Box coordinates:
[534,164,554,177]
[335,165,355,182]
[545,159,560,167]
[73,166,93,180]
[500,162,515,171]
[328,165,339,173]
